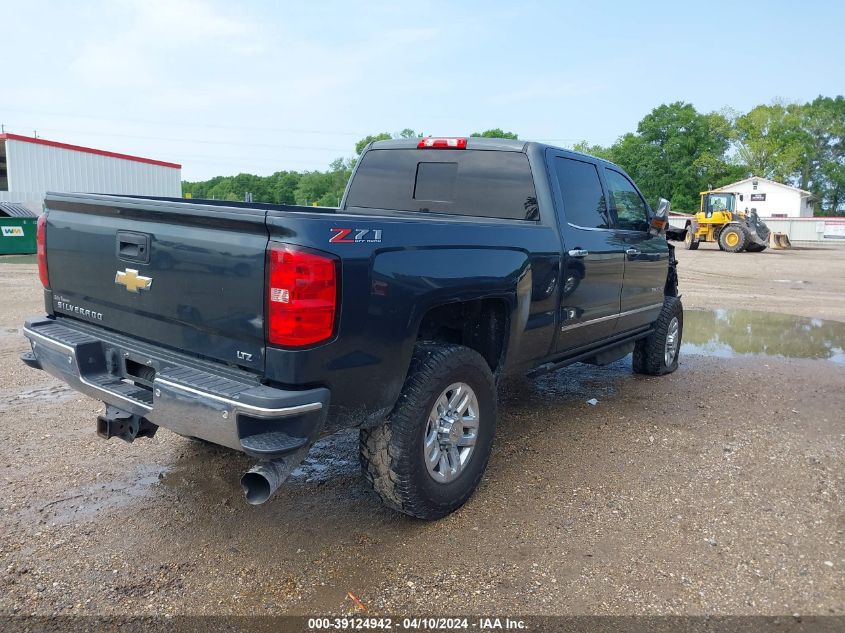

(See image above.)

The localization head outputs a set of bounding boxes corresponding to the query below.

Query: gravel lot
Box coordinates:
[0,244,843,617]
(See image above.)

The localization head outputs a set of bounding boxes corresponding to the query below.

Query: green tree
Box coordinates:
[733,97,845,213]
[606,102,738,211]
[294,171,333,206]
[355,133,392,155]
[470,128,519,139]
[818,159,845,214]
[734,103,806,182]
[571,140,613,161]
[267,171,302,204]
[179,101,844,214]
[800,96,845,213]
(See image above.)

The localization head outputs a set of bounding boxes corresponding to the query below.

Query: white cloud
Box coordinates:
[70,0,264,88]
[129,0,251,41]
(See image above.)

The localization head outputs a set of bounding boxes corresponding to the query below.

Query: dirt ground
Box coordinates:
[0,244,843,618]
[677,242,845,321]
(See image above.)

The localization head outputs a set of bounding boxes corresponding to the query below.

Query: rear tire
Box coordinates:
[359,343,497,520]
[633,296,683,376]
[683,227,699,250]
[719,224,748,252]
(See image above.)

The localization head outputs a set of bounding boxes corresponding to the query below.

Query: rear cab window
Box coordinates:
[345,149,539,221]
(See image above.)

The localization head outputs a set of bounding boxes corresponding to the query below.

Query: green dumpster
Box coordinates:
[0,217,37,254]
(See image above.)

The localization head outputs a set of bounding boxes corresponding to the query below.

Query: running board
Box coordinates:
[527,326,653,378]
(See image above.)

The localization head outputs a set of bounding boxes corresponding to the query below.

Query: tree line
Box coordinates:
[182,97,844,214]
[181,128,517,208]
[575,96,844,212]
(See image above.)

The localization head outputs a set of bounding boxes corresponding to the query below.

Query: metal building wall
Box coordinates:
[669,214,845,243]
[5,139,181,202]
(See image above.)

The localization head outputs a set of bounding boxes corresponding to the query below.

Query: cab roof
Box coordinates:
[367,137,619,169]
[369,137,528,152]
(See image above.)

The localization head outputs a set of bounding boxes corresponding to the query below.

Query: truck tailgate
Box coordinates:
[43,194,268,372]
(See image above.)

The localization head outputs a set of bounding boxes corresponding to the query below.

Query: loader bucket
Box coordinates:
[769,232,792,249]
[746,212,771,248]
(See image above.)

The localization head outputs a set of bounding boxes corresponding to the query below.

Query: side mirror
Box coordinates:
[650,198,670,235]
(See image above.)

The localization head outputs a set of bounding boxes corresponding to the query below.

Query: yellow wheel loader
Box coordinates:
[683,191,771,253]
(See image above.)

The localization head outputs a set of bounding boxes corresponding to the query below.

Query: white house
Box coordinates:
[712,176,814,218]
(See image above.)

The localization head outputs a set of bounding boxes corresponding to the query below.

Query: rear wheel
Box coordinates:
[633,296,683,376]
[359,343,497,520]
[718,224,747,252]
[683,226,699,250]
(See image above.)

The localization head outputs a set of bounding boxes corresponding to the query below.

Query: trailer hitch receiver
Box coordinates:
[96,404,158,442]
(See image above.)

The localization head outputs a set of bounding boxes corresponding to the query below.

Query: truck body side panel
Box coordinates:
[263,212,562,428]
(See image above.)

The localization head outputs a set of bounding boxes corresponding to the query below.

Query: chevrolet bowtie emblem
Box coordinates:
[115,268,153,293]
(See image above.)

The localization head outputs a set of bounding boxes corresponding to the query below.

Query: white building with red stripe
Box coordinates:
[0,133,181,213]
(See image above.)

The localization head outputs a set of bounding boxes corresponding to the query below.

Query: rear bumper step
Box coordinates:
[22,316,329,458]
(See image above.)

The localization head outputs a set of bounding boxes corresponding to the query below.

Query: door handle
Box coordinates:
[568,249,589,258]
[626,248,641,257]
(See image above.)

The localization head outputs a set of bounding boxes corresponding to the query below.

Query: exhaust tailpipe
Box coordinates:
[240,447,309,505]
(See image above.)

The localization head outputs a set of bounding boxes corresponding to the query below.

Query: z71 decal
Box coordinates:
[330,228,383,244]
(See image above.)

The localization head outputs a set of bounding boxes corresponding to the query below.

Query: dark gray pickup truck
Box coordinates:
[22,137,682,519]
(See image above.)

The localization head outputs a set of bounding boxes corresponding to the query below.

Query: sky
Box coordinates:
[2,0,843,181]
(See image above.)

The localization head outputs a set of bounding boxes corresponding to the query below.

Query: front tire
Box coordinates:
[633,296,683,376]
[359,343,497,520]
[719,224,747,252]
[683,227,699,250]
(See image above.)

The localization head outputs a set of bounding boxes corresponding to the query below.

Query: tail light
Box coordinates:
[36,214,49,288]
[266,244,338,347]
[417,137,467,149]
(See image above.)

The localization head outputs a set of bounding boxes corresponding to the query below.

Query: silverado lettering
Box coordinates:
[55,300,103,321]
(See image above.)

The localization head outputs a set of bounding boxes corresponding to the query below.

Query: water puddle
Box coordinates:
[36,464,170,524]
[682,309,845,364]
[19,433,361,526]
[290,430,358,483]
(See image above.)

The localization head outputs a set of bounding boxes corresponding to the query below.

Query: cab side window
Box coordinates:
[605,169,649,232]
[553,157,611,229]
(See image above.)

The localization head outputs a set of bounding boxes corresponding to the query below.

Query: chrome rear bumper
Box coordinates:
[22,316,329,458]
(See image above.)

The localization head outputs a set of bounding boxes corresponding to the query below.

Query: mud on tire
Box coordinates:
[633,296,683,376]
[359,343,497,520]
